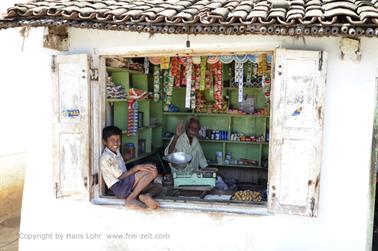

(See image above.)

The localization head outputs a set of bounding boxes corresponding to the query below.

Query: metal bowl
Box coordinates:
[163,152,192,170]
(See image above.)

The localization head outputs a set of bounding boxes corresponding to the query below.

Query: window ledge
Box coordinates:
[92,197,270,216]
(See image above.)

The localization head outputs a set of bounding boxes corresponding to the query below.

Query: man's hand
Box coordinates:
[131,164,156,174]
[176,121,184,136]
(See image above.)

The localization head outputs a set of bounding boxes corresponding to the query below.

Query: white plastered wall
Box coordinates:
[0,26,376,251]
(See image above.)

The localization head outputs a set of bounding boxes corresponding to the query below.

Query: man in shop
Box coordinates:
[164,117,208,173]
[100,126,162,209]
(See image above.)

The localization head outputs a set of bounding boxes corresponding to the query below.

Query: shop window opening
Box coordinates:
[99,53,273,206]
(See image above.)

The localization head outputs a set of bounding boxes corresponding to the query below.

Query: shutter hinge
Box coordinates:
[92,173,99,186]
[84,176,88,188]
[310,197,315,217]
[318,51,323,71]
[90,68,99,81]
[51,55,56,73]
[54,182,59,198]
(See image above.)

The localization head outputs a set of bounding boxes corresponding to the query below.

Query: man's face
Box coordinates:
[186,121,199,139]
[104,135,121,153]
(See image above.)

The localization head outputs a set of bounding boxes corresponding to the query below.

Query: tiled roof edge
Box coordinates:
[1,18,377,37]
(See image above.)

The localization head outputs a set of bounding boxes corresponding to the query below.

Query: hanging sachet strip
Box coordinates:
[262,75,271,103]
[235,62,244,103]
[257,53,267,77]
[211,61,223,111]
[171,57,179,81]
[163,69,171,111]
[185,57,193,109]
[144,57,149,74]
[160,57,170,70]
[127,100,138,136]
[200,56,207,91]
[153,66,160,102]
[246,61,253,87]
[193,64,200,90]
[167,63,175,98]
[205,65,211,89]
[174,57,183,87]
[178,57,187,87]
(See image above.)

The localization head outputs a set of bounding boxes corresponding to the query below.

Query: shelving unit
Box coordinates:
[106,66,163,165]
[162,137,267,145]
[105,60,271,181]
[161,62,270,170]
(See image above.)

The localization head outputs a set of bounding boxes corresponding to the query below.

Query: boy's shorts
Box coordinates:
[109,174,136,199]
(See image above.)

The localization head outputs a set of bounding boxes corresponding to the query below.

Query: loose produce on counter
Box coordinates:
[232,190,262,202]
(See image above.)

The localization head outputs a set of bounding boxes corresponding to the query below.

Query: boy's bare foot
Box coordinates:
[125,198,146,209]
[138,194,160,209]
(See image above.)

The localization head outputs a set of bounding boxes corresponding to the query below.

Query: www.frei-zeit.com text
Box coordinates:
[19,232,171,241]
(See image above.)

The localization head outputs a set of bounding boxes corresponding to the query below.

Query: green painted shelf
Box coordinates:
[124,150,158,165]
[172,86,262,90]
[106,66,146,75]
[224,87,262,90]
[162,137,268,145]
[107,98,151,102]
[162,112,268,118]
[107,65,162,166]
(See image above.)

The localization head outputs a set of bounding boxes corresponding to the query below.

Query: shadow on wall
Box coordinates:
[0,152,26,251]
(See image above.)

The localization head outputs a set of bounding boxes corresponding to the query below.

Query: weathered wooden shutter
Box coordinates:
[268,49,327,217]
[52,54,91,200]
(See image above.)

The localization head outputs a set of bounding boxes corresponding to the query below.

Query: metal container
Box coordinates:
[163,152,192,170]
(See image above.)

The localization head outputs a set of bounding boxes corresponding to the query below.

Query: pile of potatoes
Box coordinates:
[232,190,262,202]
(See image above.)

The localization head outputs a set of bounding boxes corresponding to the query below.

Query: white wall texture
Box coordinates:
[0,25,377,251]
[0,2,43,250]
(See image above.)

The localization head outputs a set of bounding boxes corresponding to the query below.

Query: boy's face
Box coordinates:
[104,135,121,153]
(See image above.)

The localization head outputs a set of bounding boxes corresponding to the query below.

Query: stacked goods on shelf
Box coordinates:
[127,100,138,136]
[106,76,127,99]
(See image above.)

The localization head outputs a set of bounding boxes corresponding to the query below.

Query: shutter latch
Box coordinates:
[318,51,323,71]
[310,197,315,217]
[51,55,56,73]
[54,182,59,198]
[90,68,99,81]
[84,176,88,187]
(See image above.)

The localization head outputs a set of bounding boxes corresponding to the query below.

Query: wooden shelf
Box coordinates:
[162,112,268,118]
[106,66,145,75]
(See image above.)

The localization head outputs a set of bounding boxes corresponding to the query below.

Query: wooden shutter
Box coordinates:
[268,49,327,217]
[52,54,91,200]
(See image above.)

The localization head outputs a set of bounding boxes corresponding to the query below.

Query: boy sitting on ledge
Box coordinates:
[100,126,162,209]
